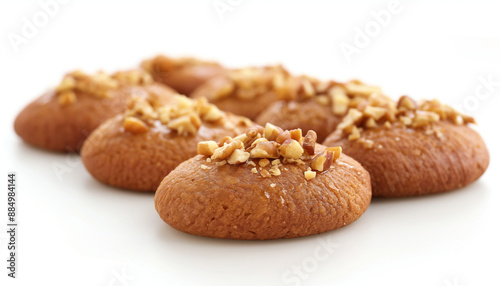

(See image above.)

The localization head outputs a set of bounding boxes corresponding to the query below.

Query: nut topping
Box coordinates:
[196,126,341,181]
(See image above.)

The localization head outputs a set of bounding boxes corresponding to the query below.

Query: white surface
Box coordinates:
[1,1,499,286]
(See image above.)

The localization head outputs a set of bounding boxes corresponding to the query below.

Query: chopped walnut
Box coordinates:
[279,139,304,159]
[126,95,228,136]
[197,141,219,156]
[58,90,77,106]
[196,126,342,181]
[304,170,316,180]
[123,116,149,134]
[302,130,317,155]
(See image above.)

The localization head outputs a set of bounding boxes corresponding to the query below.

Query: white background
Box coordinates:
[1,1,499,286]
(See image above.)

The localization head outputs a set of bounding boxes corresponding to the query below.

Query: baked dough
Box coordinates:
[323,95,489,197]
[81,95,254,191]
[14,70,175,152]
[141,55,226,95]
[256,79,385,142]
[155,124,372,240]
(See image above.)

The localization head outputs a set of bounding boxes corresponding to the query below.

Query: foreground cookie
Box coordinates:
[155,124,371,240]
[141,55,226,95]
[323,95,489,197]
[191,65,292,120]
[256,78,385,142]
[14,70,175,152]
[81,95,253,191]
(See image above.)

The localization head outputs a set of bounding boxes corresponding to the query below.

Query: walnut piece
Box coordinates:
[197,141,219,156]
[123,116,149,133]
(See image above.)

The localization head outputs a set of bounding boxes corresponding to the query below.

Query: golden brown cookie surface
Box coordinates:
[141,55,226,95]
[323,96,489,197]
[14,70,175,152]
[191,65,291,120]
[155,125,372,240]
[81,95,254,191]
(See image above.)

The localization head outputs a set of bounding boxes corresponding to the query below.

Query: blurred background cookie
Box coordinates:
[14,69,176,152]
[81,95,254,191]
[141,55,226,95]
[323,95,489,197]
[191,65,291,120]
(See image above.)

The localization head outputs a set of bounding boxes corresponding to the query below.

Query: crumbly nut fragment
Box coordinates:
[384,121,392,128]
[123,116,149,133]
[400,116,412,126]
[279,139,304,159]
[301,80,316,98]
[337,108,363,131]
[276,131,291,144]
[311,147,342,171]
[270,183,277,188]
[304,170,316,180]
[326,146,342,161]
[360,138,374,148]
[251,167,258,174]
[202,105,224,122]
[344,82,382,97]
[212,140,244,160]
[200,165,210,170]
[260,169,271,178]
[330,87,350,115]
[364,106,386,120]
[311,152,330,172]
[269,166,281,176]
[271,159,281,166]
[289,129,303,144]
[259,159,270,167]
[58,90,77,105]
[412,111,440,128]
[197,141,219,156]
[227,149,250,165]
[348,126,361,141]
[218,136,234,147]
[264,123,283,141]
[56,76,76,92]
[250,141,280,159]
[215,160,227,167]
[397,95,417,110]
[365,117,377,128]
[315,95,329,106]
[167,115,199,136]
[302,130,317,155]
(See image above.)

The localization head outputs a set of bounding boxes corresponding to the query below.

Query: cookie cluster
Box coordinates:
[197,123,342,180]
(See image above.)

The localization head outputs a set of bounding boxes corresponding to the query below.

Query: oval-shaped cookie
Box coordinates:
[14,70,175,152]
[155,124,371,240]
[323,96,489,197]
[141,55,226,95]
[81,95,254,191]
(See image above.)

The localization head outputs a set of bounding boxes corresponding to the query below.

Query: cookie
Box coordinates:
[141,55,226,95]
[256,78,386,142]
[190,65,292,120]
[155,124,372,240]
[81,95,254,191]
[323,95,489,197]
[14,69,176,152]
